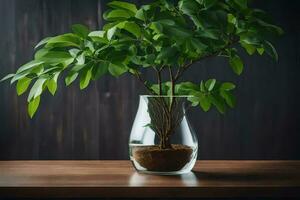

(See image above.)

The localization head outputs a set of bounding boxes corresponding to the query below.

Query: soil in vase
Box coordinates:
[132,144,193,172]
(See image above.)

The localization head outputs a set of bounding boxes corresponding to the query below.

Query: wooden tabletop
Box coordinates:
[0,160,299,198]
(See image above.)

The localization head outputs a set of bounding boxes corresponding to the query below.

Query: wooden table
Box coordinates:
[0,160,299,198]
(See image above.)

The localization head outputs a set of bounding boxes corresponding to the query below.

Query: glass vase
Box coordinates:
[129,95,198,175]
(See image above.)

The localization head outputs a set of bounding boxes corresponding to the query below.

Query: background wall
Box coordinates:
[0,0,299,160]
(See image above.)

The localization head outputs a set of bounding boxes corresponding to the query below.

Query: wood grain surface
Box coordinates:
[0,160,300,198]
[0,0,300,160]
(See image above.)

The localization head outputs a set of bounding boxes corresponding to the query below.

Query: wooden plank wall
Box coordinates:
[0,0,299,160]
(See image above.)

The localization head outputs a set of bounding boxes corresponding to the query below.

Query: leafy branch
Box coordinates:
[174,37,240,82]
[1,0,282,119]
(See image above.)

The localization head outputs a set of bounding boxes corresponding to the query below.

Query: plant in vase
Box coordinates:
[1,0,282,174]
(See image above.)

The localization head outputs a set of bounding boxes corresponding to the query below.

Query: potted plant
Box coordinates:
[1,0,282,174]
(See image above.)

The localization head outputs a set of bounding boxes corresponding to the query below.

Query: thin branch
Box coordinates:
[174,60,192,82]
[132,71,156,95]
[153,67,162,95]
[157,70,162,96]
[168,66,175,96]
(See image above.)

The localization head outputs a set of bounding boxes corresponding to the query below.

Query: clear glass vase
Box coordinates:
[129,95,198,175]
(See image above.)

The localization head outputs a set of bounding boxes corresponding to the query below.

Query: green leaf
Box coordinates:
[104,9,133,21]
[16,77,32,96]
[118,21,141,38]
[47,79,57,95]
[76,53,85,65]
[196,29,219,40]
[160,0,176,10]
[199,93,211,112]
[187,96,199,106]
[200,80,206,92]
[27,78,47,102]
[190,38,207,53]
[92,61,109,80]
[88,31,105,38]
[46,33,81,48]
[233,0,247,9]
[10,71,32,84]
[256,19,284,36]
[241,42,256,55]
[220,90,236,108]
[103,21,119,31]
[69,49,81,58]
[0,73,15,82]
[149,22,163,34]
[135,8,145,21]
[144,54,156,66]
[107,1,138,14]
[220,82,236,91]
[37,51,74,65]
[65,73,78,86]
[71,24,89,38]
[179,0,198,16]
[108,62,128,77]
[34,49,50,59]
[88,31,108,43]
[65,63,90,87]
[85,41,95,53]
[205,79,216,91]
[28,96,40,118]
[40,66,62,75]
[239,32,261,46]
[157,47,177,61]
[80,68,92,90]
[177,82,198,95]
[263,41,278,61]
[30,65,44,76]
[229,54,244,75]
[227,13,236,24]
[107,26,117,40]
[16,60,44,74]
[107,50,127,63]
[257,47,265,55]
[167,26,192,39]
[35,37,52,49]
[70,64,88,73]
[157,19,176,26]
[47,73,59,95]
[202,0,217,9]
[209,95,226,114]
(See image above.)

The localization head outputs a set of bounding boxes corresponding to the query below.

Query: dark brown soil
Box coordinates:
[132,144,193,172]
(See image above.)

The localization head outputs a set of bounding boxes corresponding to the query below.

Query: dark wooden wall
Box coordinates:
[0,0,299,160]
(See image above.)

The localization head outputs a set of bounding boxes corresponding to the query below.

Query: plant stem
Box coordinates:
[157,66,174,149]
[168,66,175,110]
[132,70,156,95]
[154,67,162,95]
[160,134,171,149]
